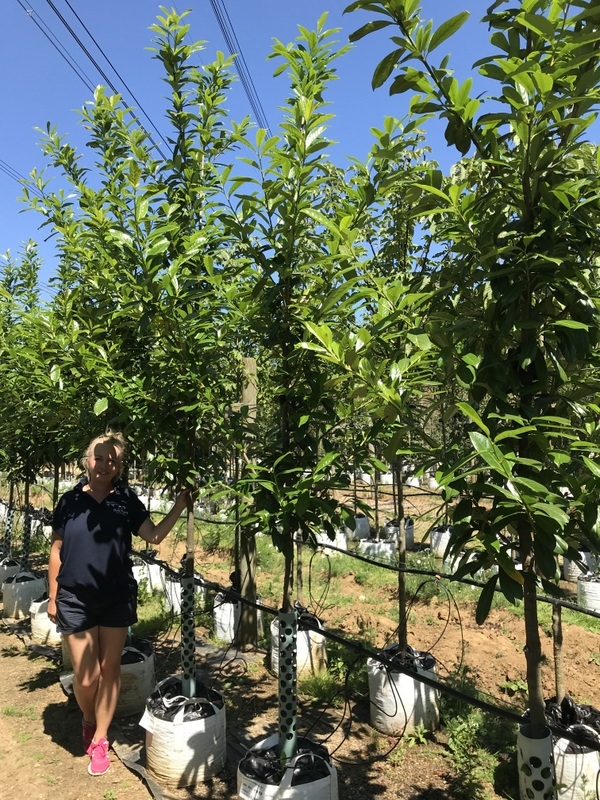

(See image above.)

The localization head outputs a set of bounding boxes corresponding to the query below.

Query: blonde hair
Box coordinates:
[82,431,128,482]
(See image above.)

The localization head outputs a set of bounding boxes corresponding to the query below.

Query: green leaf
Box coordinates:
[476,574,499,624]
[456,402,490,435]
[428,12,470,53]
[372,49,404,89]
[518,11,556,39]
[553,320,589,330]
[94,397,108,416]
[498,568,524,605]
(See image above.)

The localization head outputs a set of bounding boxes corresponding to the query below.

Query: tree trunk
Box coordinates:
[238,527,257,649]
[521,549,547,735]
[181,496,196,698]
[552,603,565,705]
[394,460,407,654]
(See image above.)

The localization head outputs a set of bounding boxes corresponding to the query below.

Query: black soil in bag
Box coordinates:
[545,694,600,751]
[239,737,332,786]
[376,643,436,674]
[121,636,153,663]
[146,676,224,722]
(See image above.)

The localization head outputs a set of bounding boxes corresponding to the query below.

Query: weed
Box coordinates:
[441,665,518,799]
[403,724,429,747]
[588,653,600,666]
[136,577,152,605]
[2,705,37,719]
[132,594,171,639]
[499,677,528,698]
[103,793,118,800]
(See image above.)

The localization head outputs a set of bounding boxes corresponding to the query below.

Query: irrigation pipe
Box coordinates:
[314,538,600,621]
[133,551,600,752]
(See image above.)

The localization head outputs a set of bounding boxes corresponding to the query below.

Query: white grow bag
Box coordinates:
[140,677,226,787]
[237,734,338,800]
[30,597,61,645]
[270,616,327,677]
[367,644,440,736]
[3,571,47,619]
[115,644,155,716]
[554,725,600,800]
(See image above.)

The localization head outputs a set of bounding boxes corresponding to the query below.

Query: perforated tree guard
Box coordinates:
[181,576,196,698]
[21,512,32,569]
[3,505,14,552]
[278,609,298,762]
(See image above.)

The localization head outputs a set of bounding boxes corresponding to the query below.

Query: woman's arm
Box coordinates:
[137,489,190,545]
[47,532,62,622]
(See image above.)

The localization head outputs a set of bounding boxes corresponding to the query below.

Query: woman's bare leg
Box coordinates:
[65,629,100,725]
[93,626,128,742]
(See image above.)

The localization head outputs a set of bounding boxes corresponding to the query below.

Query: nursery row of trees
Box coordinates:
[2,0,600,741]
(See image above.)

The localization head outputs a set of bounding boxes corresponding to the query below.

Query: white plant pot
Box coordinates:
[140,678,226,787]
[214,594,241,643]
[164,576,206,615]
[430,525,452,560]
[270,617,327,677]
[358,539,397,562]
[115,645,155,716]
[554,725,600,800]
[367,645,440,736]
[563,552,597,583]
[0,557,20,592]
[237,734,338,800]
[351,514,370,541]
[133,561,166,592]
[517,724,556,800]
[577,577,600,614]
[29,598,61,646]
[316,528,347,554]
[2,572,47,619]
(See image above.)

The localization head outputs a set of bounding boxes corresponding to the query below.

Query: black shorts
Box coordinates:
[56,585,138,634]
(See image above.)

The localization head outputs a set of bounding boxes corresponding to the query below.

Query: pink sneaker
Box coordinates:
[87,737,110,776]
[82,719,96,754]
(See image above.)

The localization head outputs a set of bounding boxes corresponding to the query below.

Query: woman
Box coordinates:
[47,432,189,777]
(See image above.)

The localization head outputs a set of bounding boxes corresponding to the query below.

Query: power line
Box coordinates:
[41,0,170,161]
[15,0,96,93]
[208,0,272,134]
[0,159,45,200]
[60,0,170,153]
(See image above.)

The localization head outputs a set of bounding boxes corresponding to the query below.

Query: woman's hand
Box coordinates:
[174,487,192,511]
[47,596,57,624]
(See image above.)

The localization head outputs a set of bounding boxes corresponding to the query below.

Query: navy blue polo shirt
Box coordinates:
[52,479,150,597]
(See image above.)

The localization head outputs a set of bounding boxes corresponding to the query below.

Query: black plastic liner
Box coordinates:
[146,676,224,722]
[544,695,600,752]
[4,571,38,584]
[121,638,153,664]
[373,642,436,674]
[0,558,20,569]
[294,602,324,633]
[238,737,332,786]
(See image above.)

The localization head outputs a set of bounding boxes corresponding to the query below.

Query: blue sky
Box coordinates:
[2,2,490,293]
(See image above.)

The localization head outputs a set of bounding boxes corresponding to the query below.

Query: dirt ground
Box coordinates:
[1,486,599,800]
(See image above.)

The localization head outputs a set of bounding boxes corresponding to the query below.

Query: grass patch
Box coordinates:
[2,705,37,719]
[298,639,369,705]
[133,590,172,639]
[441,665,518,800]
